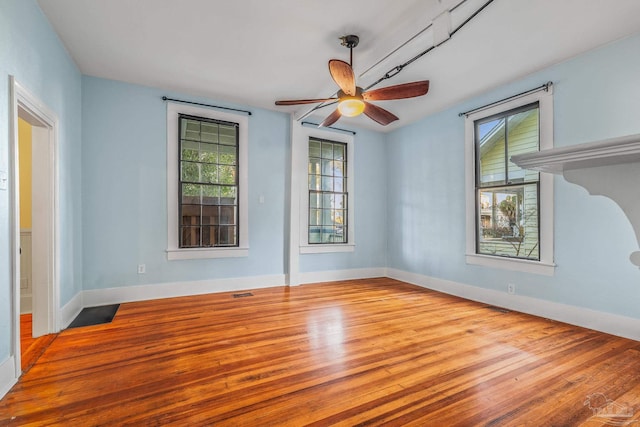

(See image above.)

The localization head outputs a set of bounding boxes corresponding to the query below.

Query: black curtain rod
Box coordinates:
[301,121,356,135]
[162,96,252,116]
[459,82,553,118]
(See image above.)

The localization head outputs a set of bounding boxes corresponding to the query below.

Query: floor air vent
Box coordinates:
[233,292,254,298]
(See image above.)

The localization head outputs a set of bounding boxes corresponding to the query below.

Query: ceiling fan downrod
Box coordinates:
[340,34,359,67]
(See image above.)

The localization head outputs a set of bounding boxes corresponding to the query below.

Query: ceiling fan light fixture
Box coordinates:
[338,97,365,117]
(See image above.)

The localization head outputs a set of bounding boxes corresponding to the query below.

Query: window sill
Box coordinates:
[466,253,556,276]
[300,244,355,254]
[167,247,249,260]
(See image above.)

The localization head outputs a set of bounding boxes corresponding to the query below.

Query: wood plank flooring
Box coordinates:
[19,314,57,372]
[2,278,640,426]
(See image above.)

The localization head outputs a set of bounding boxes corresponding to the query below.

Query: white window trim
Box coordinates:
[464,88,555,276]
[166,102,249,260]
[295,126,355,254]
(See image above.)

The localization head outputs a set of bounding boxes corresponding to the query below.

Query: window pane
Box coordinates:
[321,176,333,191]
[181,140,199,161]
[200,142,217,163]
[477,118,506,187]
[220,206,236,225]
[219,145,237,165]
[182,183,201,204]
[477,184,539,260]
[178,115,239,248]
[333,144,345,161]
[308,175,320,191]
[181,226,200,247]
[181,205,201,225]
[220,186,237,204]
[309,192,321,209]
[202,185,220,205]
[219,165,236,185]
[181,161,200,182]
[308,138,348,245]
[201,163,218,183]
[219,125,237,146]
[309,209,321,226]
[309,226,322,244]
[202,225,217,246]
[202,205,219,225]
[321,142,333,159]
[218,226,236,245]
[200,122,218,143]
[309,140,321,158]
[507,108,539,183]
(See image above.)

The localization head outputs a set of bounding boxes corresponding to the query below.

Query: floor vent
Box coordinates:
[486,305,510,313]
[233,292,254,298]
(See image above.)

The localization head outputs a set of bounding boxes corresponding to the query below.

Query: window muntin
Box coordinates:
[308,138,348,244]
[475,103,540,260]
[179,114,239,248]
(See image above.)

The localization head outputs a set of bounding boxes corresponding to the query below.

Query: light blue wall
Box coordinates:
[299,128,387,272]
[0,1,82,361]
[81,76,290,289]
[386,33,640,319]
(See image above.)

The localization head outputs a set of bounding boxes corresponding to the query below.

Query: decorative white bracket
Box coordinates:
[512,134,640,268]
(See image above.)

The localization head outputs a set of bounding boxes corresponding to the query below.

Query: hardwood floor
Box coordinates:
[19,314,57,373]
[2,278,640,426]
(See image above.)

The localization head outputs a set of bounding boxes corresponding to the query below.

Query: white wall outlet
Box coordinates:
[137,264,146,274]
[0,171,7,190]
[507,284,515,294]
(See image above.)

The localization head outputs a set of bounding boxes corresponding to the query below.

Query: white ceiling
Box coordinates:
[38,0,640,132]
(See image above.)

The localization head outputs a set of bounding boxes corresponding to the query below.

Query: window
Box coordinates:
[179,115,239,248]
[166,103,248,260]
[475,104,539,260]
[296,126,354,253]
[465,89,555,275]
[308,138,348,244]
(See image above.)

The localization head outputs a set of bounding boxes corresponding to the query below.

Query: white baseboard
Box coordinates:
[0,356,17,400]
[387,268,640,342]
[81,274,287,308]
[60,291,83,329]
[298,267,387,285]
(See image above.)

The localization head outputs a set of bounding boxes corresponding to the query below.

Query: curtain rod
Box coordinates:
[301,121,356,135]
[162,96,252,116]
[459,81,553,118]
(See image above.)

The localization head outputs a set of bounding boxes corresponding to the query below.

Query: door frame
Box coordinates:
[9,76,60,377]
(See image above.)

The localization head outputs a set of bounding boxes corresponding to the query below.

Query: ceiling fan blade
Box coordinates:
[363,80,430,101]
[363,102,399,126]
[328,59,356,96]
[275,98,337,106]
[319,108,342,128]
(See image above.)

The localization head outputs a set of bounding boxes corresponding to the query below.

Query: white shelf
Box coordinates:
[512,133,640,268]
[511,133,640,174]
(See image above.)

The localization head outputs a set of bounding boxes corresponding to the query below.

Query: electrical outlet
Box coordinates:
[138,264,146,274]
[507,284,515,294]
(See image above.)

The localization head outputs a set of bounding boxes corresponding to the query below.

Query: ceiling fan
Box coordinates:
[275,35,430,127]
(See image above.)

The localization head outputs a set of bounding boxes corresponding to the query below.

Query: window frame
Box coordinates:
[166,103,249,260]
[464,88,555,275]
[297,126,355,254]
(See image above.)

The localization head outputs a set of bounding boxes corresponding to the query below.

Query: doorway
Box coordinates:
[10,77,60,377]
